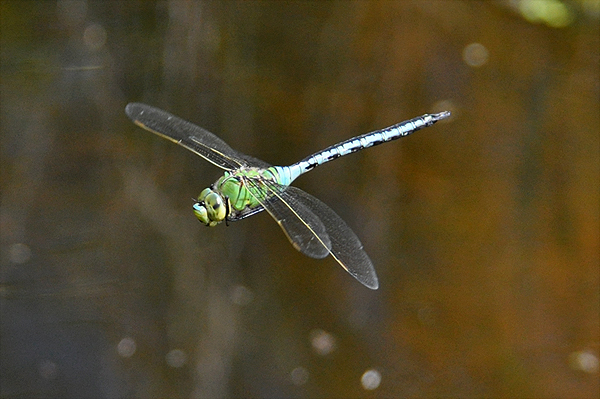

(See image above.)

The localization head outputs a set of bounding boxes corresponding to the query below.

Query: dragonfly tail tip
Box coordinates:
[435,110,451,121]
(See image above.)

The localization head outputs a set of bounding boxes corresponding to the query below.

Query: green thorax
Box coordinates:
[214,166,280,211]
[194,166,284,226]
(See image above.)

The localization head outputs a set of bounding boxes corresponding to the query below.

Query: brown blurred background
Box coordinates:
[1,1,598,398]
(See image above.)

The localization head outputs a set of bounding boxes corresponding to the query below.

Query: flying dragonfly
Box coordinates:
[125,103,450,289]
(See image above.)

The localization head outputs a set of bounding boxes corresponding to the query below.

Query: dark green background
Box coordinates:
[1,1,598,398]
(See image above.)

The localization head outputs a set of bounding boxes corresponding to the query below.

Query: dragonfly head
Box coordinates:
[193,187,227,226]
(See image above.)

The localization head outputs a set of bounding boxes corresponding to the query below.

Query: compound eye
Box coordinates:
[198,188,212,202]
[205,192,226,222]
[193,202,210,225]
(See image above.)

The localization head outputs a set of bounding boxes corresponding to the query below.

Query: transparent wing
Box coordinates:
[281,187,378,290]
[254,182,332,259]
[227,181,329,258]
[245,177,378,289]
[125,103,271,170]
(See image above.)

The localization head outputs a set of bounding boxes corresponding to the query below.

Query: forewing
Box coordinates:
[285,187,379,290]
[125,103,271,170]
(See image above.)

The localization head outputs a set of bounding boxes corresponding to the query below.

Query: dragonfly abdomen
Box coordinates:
[291,112,450,176]
[266,112,450,186]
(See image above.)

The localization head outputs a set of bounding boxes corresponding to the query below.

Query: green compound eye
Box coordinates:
[194,188,226,226]
[193,202,210,225]
[198,188,212,202]
[204,192,226,222]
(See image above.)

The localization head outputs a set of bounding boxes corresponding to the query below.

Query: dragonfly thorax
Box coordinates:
[193,168,279,227]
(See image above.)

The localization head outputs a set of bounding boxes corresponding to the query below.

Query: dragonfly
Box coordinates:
[125,103,450,289]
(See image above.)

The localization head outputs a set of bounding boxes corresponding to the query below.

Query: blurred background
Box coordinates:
[1,1,598,398]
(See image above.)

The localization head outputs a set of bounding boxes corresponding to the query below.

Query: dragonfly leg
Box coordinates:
[225,196,231,226]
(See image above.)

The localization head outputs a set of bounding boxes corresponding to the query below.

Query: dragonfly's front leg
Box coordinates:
[228,205,265,222]
[224,196,231,226]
